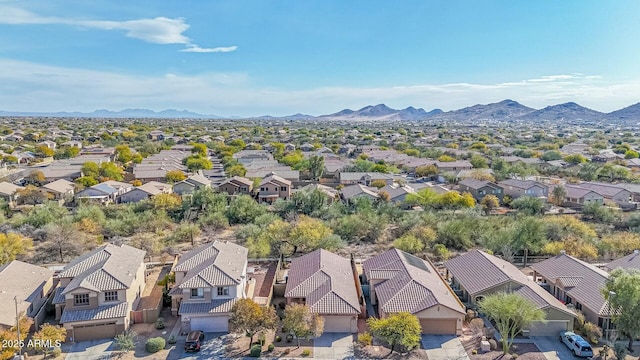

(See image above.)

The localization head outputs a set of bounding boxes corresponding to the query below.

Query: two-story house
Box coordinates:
[284,249,363,333]
[445,250,575,336]
[75,181,132,204]
[173,174,212,195]
[458,179,504,203]
[53,244,146,342]
[169,241,248,333]
[0,261,54,331]
[363,248,465,335]
[217,176,253,196]
[498,179,549,200]
[530,252,612,331]
[258,173,291,204]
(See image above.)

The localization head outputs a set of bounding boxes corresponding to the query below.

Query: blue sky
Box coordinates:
[0,0,639,116]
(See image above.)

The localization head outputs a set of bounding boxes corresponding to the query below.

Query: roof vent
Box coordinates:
[560,250,566,255]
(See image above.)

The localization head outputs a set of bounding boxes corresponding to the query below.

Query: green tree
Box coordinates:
[99,162,124,181]
[480,194,500,211]
[0,233,33,265]
[478,293,545,354]
[282,304,324,347]
[16,185,53,205]
[470,154,488,169]
[511,196,545,215]
[186,157,213,171]
[114,330,137,354]
[393,234,425,254]
[582,202,619,224]
[81,161,100,178]
[603,269,640,351]
[414,164,438,178]
[115,144,133,163]
[226,164,247,177]
[165,170,186,183]
[36,145,55,157]
[307,155,325,180]
[191,143,208,157]
[229,299,278,349]
[624,150,639,159]
[32,324,66,356]
[512,216,547,267]
[75,176,98,187]
[540,150,563,161]
[226,195,267,224]
[551,185,567,206]
[367,312,421,356]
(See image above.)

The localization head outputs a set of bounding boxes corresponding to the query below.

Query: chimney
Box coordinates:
[560,250,566,255]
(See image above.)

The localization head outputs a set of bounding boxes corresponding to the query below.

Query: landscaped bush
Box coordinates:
[145,337,166,353]
[155,317,165,329]
[582,322,602,344]
[268,343,274,352]
[301,349,311,357]
[167,335,177,344]
[357,332,372,346]
[250,344,262,357]
[275,335,282,343]
[52,348,62,358]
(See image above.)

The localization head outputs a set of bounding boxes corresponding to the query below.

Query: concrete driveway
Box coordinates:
[170,332,229,360]
[531,336,576,360]
[421,335,470,360]
[65,339,114,360]
[314,333,355,360]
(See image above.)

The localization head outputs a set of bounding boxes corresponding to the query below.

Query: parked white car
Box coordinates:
[559,331,593,358]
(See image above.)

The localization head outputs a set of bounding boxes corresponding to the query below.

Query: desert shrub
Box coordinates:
[302,349,311,357]
[574,311,586,333]
[275,335,282,343]
[582,322,602,344]
[268,343,274,351]
[250,344,262,357]
[145,337,166,353]
[167,335,177,344]
[358,332,373,346]
[488,339,497,350]
[52,348,62,358]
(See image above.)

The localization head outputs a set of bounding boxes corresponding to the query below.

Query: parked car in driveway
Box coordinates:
[185,330,205,352]
[559,331,593,358]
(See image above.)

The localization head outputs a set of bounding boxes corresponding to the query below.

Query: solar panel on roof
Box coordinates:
[402,252,429,272]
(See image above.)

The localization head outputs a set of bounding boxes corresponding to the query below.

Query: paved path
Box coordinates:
[314,333,355,360]
[65,339,114,360]
[531,336,575,360]
[421,335,470,360]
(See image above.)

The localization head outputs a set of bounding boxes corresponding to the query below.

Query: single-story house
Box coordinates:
[285,249,363,333]
[363,249,466,335]
[458,179,504,203]
[605,250,640,272]
[0,261,54,330]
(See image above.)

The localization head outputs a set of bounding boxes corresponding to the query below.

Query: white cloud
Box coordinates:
[180,44,238,53]
[0,58,638,116]
[0,5,234,52]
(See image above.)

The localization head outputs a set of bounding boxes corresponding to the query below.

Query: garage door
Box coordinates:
[528,320,569,336]
[323,316,353,333]
[190,316,229,332]
[419,318,457,335]
[72,322,117,341]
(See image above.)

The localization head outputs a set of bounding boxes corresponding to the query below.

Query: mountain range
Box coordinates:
[1,100,640,122]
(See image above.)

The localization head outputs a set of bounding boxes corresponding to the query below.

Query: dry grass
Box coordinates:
[225,329,314,358]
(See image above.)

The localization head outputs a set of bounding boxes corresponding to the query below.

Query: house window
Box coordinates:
[191,288,204,299]
[105,291,118,302]
[74,293,90,306]
[217,287,229,296]
[280,186,287,191]
[241,187,247,191]
[575,302,582,311]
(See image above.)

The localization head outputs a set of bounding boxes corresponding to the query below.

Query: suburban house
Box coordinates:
[562,185,605,208]
[498,179,549,199]
[258,173,292,204]
[0,181,24,207]
[119,181,173,203]
[379,184,417,205]
[173,174,212,195]
[444,250,575,336]
[75,181,132,204]
[363,249,466,335]
[530,252,612,330]
[41,164,83,182]
[458,179,504,203]
[284,249,363,333]
[435,160,473,172]
[169,241,248,333]
[295,183,339,202]
[53,244,146,342]
[0,261,54,330]
[41,179,75,203]
[340,184,380,202]
[605,250,640,272]
[338,172,395,186]
[217,176,254,196]
[577,182,632,208]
